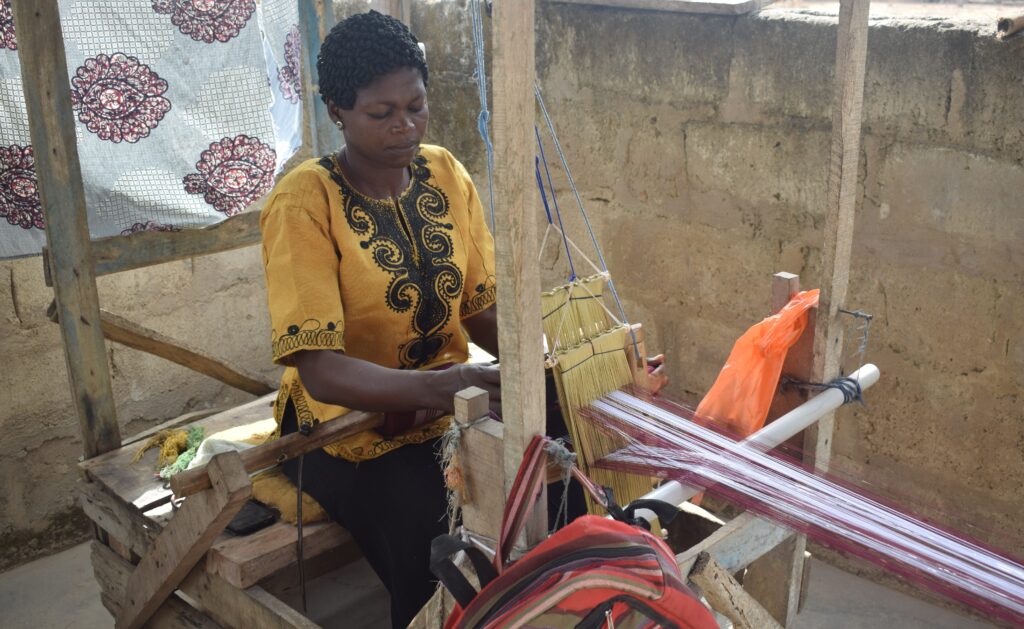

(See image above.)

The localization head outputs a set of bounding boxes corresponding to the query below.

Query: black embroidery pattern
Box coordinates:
[320,154,463,369]
[271,318,344,363]
[461,275,497,318]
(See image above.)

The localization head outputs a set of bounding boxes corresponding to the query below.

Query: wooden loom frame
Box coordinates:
[12,0,870,625]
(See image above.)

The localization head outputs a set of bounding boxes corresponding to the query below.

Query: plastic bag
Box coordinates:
[695,289,819,437]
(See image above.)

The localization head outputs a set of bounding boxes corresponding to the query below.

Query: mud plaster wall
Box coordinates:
[403,0,1024,568]
[1,0,1020,579]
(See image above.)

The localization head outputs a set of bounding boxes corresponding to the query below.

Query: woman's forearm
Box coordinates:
[293,349,501,414]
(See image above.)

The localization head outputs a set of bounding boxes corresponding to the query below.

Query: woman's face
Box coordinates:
[333,66,428,169]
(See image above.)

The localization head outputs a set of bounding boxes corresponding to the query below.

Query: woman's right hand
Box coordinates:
[433,363,502,418]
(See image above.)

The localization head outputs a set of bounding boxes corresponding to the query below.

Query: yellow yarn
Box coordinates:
[251,469,327,524]
[132,429,190,468]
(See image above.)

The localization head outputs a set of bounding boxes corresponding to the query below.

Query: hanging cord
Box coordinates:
[469,0,497,231]
[543,438,578,532]
[534,82,640,361]
[535,125,577,281]
[439,413,493,535]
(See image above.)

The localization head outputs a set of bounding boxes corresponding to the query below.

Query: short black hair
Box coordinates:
[317,10,429,110]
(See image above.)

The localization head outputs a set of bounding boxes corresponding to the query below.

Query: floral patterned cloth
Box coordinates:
[0,0,302,259]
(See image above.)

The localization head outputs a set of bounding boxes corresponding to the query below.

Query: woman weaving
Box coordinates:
[261,12,505,627]
[261,11,664,627]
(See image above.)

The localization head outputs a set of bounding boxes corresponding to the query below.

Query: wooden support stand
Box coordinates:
[743,273,815,624]
[689,552,783,629]
[116,452,251,629]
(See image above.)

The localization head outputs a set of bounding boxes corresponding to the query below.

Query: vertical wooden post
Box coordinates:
[491,0,546,543]
[370,0,412,25]
[744,272,815,625]
[12,0,121,457]
[807,0,870,475]
[298,0,337,156]
[454,388,506,541]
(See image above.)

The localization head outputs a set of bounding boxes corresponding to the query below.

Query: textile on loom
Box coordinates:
[0,0,303,259]
[586,389,1024,626]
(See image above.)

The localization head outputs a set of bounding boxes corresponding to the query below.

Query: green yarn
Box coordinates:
[159,426,205,480]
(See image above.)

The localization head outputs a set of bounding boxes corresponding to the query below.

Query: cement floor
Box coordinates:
[0,542,994,628]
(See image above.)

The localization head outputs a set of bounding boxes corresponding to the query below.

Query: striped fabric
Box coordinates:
[448,516,716,629]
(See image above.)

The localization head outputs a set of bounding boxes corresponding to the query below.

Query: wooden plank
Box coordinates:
[11,0,120,457]
[81,394,277,509]
[43,211,262,286]
[206,520,355,589]
[83,473,357,592]
[744,273,815,625]
[180,567,320,629]
[689,551,783,629]
[170,409,382,497]
[455,388,506,541]
[91,542,221,629]
[117,452,252,629]
[84,479,318,629]
[98,308,275,396]
[551,0,773,16]
[492,0,546,546]
[298,0,336,157]
[676,512,793,576]
[79,481,160,558]
[807,0,871,476]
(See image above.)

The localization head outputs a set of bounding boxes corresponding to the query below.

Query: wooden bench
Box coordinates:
[78,394,364,591]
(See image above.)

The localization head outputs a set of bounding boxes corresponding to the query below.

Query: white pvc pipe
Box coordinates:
[631,363,880,525]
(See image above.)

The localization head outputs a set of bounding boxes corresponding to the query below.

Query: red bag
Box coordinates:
[431,436,718,629]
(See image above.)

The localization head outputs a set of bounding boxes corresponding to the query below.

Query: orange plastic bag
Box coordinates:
[695,289,819,437]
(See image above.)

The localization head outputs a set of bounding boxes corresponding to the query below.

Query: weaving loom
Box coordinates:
[17,0,964,626]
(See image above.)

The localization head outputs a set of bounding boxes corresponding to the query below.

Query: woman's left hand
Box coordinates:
[646,354,668,395]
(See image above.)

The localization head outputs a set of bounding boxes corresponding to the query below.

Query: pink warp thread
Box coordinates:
[583,389,1024,625]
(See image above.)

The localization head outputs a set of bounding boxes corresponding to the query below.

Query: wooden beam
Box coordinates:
[206,520,355,589]
[689,551,783,629]
[42,211,262,286]
[676,512,793,577]
[91,542,220,629]
[169,409,382,497]
[492,0,546,546]
[79,481,160,559]
[744,273,815,624]
[98,308,275,396]
[807,0,871,475]
[455,387,506,541]
[11,0,121,457]
[180,568,320,629]
[298,0,337,156]
[116,452,252,629]
[551,0,772,16]
[83,478,316,629]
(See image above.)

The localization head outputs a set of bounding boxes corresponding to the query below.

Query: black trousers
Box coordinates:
[281,374,585,629]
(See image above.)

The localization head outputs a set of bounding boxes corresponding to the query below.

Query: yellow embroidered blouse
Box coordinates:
[260,145,496,461]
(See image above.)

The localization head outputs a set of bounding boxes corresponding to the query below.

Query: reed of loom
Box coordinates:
[542,273,654,512]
